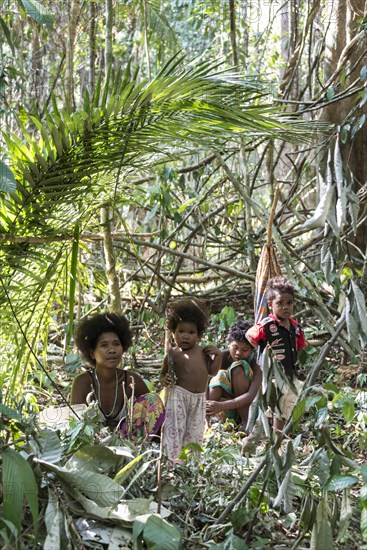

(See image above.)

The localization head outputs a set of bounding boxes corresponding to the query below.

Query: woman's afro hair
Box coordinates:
[74,312,132,365]
[228,319,254,345]
[166,297,209,337]
[265,276,295,301]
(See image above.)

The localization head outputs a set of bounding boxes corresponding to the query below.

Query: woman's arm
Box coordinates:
[70,372,92,404]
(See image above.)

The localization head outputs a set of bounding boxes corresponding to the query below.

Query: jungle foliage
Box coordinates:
[0,0,366,548]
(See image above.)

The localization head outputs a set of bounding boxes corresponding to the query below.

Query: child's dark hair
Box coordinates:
[228,320,253,346]
[266,276,295,301]
[75,312,132,365]
[166,298,209,337]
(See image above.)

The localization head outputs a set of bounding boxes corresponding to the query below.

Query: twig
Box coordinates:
[213,455,268,524]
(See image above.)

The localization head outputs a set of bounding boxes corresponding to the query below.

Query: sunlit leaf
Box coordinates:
[0,159,16,193]
[21,0,55,29]
[133,514,182,550]
[326,475,358,492]
[2,448,39,533]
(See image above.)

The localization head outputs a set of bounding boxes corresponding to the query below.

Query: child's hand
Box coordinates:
[206,400,223,415]
[203,345,221,359]
[162,373,175,387]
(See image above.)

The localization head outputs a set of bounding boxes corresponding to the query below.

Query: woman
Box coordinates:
[71,312,164,437]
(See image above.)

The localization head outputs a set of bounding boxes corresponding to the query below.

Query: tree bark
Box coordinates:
[101,206,122,313]
[321,1,367,254]
[88,0,96,95]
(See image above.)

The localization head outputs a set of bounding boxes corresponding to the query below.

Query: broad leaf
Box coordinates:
[0,159,16,193]
[21,0,54,29]
[133,514,182,550]
[2,448,39,533]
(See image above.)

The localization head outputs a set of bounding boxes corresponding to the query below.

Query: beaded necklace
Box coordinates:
[94,369,119,418]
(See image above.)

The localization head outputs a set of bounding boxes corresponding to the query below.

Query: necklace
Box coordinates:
[94,369,119,418]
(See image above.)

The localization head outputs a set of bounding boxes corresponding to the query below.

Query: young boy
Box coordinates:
[159,297,222,461]
[206,320,262,431]
[245,276,307,432]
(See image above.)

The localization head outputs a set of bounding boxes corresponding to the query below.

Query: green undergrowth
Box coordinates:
[0,382,366,549]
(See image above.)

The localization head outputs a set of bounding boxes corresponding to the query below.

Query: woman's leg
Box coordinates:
[230,365,251,427]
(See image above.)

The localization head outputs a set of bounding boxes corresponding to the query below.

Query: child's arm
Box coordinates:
[206,362,262,414]
[245,324,265,349]
[159,356,175,387]
[203,345,222,376]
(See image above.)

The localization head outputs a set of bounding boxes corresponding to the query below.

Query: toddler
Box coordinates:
[159,298,222,461]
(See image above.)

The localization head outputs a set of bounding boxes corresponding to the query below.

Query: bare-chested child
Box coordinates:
[159,298,222,461]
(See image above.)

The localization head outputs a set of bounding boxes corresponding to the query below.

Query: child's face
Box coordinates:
[229,340,253,362]
[268,291,294,322]
[173,321,199,350]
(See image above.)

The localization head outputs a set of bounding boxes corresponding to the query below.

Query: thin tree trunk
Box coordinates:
[142,0,151,80]
[229,0,238,67]
[101,206,122,313]
[321,0,367,255]
[105,0,113,73]
[89,0,96,95]
[66,0,79,109]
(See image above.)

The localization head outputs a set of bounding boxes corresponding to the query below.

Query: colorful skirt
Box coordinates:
[120,393,165,440]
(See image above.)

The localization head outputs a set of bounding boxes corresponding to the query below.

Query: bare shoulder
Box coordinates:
[70,370,92,403]
[73,370,91,386]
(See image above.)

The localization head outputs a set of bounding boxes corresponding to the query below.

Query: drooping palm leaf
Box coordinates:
[2,55,323,241]
[0,56,327,393]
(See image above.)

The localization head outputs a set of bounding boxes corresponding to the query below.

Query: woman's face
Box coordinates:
[92,331,123,369]
[229,340,253,362]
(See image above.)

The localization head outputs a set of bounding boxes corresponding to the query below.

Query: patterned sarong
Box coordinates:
[209,359,254,396]
[120,393,165,440]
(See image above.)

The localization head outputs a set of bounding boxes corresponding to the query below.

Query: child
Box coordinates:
[159,298,222,461]
[245,276,307,432]
[206,320,262,431]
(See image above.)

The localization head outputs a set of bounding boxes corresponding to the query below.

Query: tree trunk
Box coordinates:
[66,0,79,109]
[105,0,113,74]
[101,206,122,313]
[321,1,367,255]
[88,0,96,95]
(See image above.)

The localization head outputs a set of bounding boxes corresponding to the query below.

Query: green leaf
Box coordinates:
[310,494,333,550]
[341,398,355,424]
[44,489,64,550]
[337,489,353,543]
[177,197,196,213]
[326,87,335,100]
[133,514,181,550]
[292,398,306,427]
[351,280,367,344]
[2,448,39,533]
[36,458,123,507]
[326,475,358,492]
[0,16,15,54]
[0,159,16,193]
[114,449,152,484]
[21,0,55,29]
[310,449,330,488]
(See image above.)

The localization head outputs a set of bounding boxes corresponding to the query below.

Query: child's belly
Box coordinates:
[176,369,208,393]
